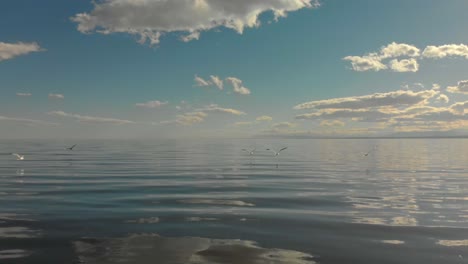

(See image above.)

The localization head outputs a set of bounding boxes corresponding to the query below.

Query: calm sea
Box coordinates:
[0,139,467,264]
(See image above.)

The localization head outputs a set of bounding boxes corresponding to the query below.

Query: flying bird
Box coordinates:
[66,144,77,150]
[11,153,24,160]
[363,146,377,156]
[242,148,256,156]
[266,147,288,156]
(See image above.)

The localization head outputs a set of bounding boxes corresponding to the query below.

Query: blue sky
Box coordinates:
[1,0,468,138]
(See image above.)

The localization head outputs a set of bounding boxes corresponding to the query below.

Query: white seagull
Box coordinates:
[11,153,25,160]
[242,148,256,156]
[266,147,287,156]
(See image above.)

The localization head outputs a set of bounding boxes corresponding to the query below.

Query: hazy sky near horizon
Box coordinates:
[1,0,468,138]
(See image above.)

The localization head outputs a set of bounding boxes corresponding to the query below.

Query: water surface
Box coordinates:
[0,139,467,263]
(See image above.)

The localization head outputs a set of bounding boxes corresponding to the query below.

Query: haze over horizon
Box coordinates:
[1,0,468,139]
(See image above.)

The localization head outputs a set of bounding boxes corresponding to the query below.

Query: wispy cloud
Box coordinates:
[210,75,224,90]
[48,93,64,100]
[194,75,211,87]
[226,77,251,95]
[294,89,438,110]
[272,122,297,129]
[0,115,57,126]
[195,75,250,95]
[48,111,134,125]
[16,93,32,97]
[71,0,320,45]
[0,42,44,62]
[135,100,168,109]
[447,80,468,94]
[320,120,345,127]
[161,111,207,126]
[197,104,246,115]
[256,115,273,122]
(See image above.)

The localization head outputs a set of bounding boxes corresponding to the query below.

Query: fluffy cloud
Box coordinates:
[343,42,420,72]
[256,115,273,122]
[71,0,319,45]
[447,80,468,94]
[226,77,251,95]
[48,111,134,124]
[0,42,43,62]
[0,115,57,126]
[380,42,420,58]
[16,93,32,97]
[345,42,468,72]
[294,89,438,110]
[48,93,64,100]
[198,104,246,115]
[422,44,468,59]
[342,55,387,72]
[135,100,168,108]
[388,58,419,72]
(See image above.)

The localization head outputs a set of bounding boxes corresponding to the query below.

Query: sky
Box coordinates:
[1,0,468,139]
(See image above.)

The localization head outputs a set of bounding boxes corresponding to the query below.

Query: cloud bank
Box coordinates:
[72,0,319,45]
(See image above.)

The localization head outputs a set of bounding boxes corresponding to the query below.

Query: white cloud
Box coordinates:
[135,100,168,108]
[380,42,420,58]
[320,120,345,127]
[296,108,392,122]
[226,77,251,95]
[0,42,43,62]
[194,75,211,87]
[48,111,134,124]
[343,42,420,72]
[345,42,468,72]
[0,115,57,126]
[272,122,297,129]
[422,44,468,59]
[16,93,32,97]
[232,121,254,127]
[198,104,246,115]
[294,89,438,110]
[48,93,64,100]
[256,115,273,122]
[343,55,387,72]
[210,75,224,90]
[388,58,419,72]
[447,80,468,94]
[161,111,207,126]
[432,83,441,90]
[71,0,319,45]
[436,94,449,103]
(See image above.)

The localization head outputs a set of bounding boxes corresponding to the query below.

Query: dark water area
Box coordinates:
[0,139,467,263]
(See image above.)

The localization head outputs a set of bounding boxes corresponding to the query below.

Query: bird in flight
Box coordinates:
[242,148,256,156]
[66,144,77,150]
[266,147,288,156]
[363,146,377,156]
[11,153,25,160]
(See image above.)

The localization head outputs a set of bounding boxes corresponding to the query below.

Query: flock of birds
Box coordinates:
[10,144,77,160]
[10,145,287,162]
